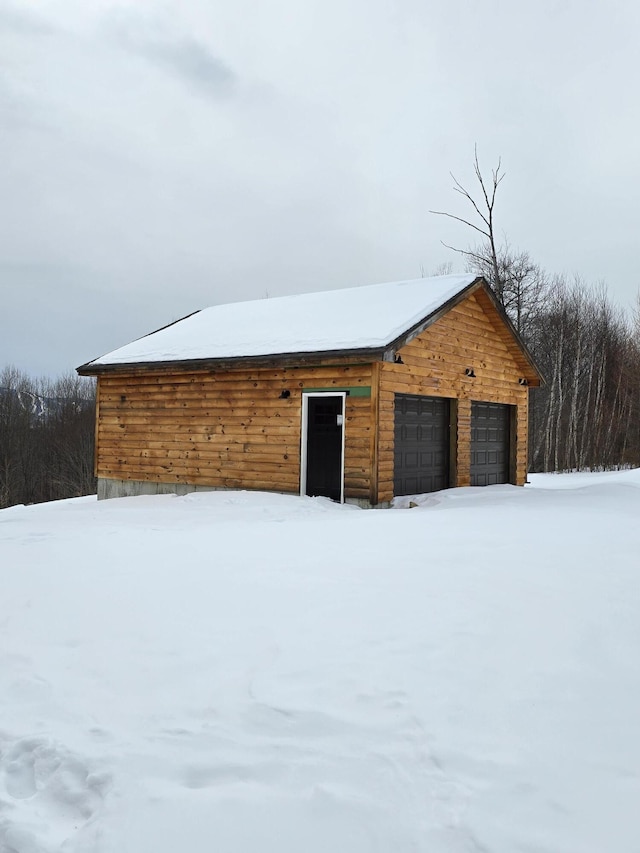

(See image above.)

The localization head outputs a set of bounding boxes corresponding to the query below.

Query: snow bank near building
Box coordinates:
[1,472,639,852]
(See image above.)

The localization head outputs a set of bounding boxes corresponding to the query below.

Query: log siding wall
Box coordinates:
[96,365,374,501]
[94,290,533,505]
[376,292,529,503]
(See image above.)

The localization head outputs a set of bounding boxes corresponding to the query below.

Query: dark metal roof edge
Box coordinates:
[76,308,203,377]
[76,278,479,376]
[76,346,388,376]
[385,277,484,351]
[76,276,544,385]
[387,276,545,386]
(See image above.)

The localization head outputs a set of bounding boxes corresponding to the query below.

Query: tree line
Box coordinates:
[432,151,640,473]
[0,366,96,509]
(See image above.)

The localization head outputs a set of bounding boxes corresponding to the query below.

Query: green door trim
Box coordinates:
[302,386,371,397]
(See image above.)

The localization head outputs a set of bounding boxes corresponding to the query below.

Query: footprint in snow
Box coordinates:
[0,735,112,852]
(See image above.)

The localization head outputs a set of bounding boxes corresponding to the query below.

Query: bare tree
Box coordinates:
[526,278,640,473]
[0,366,96,508]
[430,149,553,342]
[430,146,505,300]
[423,261,454,277]
[430,152,640,474]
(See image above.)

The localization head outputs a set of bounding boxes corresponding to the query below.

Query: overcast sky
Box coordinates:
[2,0,639,377]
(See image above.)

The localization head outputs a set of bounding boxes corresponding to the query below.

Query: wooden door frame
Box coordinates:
[300,392,346,503]
[509,404,518,486]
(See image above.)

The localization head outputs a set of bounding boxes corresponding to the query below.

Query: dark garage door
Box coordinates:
[394,394,450,496]
[470,402,511,486]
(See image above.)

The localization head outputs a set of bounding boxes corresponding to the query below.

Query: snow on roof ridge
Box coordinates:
[215,273,474,307]
[87,273,479,367]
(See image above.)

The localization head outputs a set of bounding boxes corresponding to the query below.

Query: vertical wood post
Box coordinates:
[509,405,518,485]
[448,398,458,487]
[369,362,380,506]
[93,378,101,479]
[456,398,472,486]
[516,394,529,485]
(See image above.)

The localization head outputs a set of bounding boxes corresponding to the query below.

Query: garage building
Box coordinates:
[78,274,543,506]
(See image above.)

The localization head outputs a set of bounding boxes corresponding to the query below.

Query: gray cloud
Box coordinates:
[136,35,235,95]
[1,0,640,378]
[110,18,236,97]
[0,3,53,35]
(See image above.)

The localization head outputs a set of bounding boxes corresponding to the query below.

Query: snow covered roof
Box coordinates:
[80,274,483,371]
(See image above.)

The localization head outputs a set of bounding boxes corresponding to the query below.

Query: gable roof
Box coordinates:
[77,274,542,384]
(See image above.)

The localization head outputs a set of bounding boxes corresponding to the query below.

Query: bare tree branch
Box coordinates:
[430,210,489,239]
[430,147,506,299]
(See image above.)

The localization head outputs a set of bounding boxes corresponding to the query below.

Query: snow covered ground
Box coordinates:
[1,471,639,852]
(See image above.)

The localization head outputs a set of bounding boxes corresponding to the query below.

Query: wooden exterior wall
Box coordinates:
[375,290,530,503]
[96,364,375,502]
[94,289,534,505]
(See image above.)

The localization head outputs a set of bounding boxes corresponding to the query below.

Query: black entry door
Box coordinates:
[305,396,343,501]
[394,394,450,496]
[470,402,511,486]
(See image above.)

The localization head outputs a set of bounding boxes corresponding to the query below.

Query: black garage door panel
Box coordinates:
[394,395,450,496]
[470,402,510,486]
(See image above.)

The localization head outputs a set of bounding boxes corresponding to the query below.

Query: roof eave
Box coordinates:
[77,275,545,386]
[76,346,389,376]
